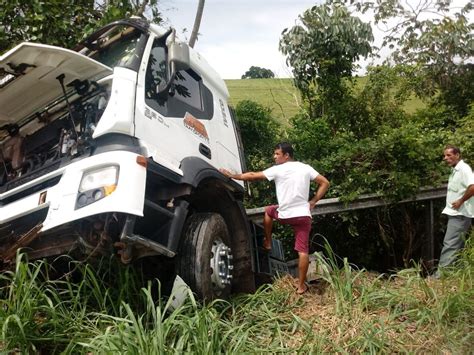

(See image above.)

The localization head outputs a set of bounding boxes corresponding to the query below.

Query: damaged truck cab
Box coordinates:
[0,19,256,300]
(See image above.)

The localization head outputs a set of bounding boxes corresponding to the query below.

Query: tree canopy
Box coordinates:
[241,66,275,79]
[0,0,163,53]
[357,0,474,115]
[279,3,373,92]
[279,2,373,121]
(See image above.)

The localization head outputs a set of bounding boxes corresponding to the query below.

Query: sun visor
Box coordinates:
[0,42,113,126]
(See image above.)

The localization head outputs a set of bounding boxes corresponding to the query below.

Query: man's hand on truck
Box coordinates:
[219,168,266,182]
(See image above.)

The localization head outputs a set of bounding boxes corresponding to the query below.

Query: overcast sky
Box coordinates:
[161,0,321,79]
[160,0,471,80]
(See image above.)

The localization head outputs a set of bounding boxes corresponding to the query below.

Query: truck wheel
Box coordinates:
[176,213,233,301]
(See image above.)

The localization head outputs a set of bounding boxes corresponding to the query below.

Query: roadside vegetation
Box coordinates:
[233,0,473,269]
[1,233,472,353]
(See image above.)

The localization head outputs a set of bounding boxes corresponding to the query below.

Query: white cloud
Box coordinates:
[162,0,319,79]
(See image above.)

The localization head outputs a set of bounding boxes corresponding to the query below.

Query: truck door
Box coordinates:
[210,96,243,176]
[135,36,215,172]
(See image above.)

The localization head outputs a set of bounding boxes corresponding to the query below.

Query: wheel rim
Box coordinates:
[210,239,233,290]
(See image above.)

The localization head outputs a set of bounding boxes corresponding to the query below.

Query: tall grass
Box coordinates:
[1,234,472,353]
[314,240,367,315]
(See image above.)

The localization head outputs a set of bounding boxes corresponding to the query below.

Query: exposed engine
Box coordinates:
[0,79,109,190]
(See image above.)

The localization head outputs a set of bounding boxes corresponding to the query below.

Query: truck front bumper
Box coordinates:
[0,151,147,261]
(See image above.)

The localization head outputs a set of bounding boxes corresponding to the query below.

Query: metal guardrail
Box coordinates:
[246,186,447,223]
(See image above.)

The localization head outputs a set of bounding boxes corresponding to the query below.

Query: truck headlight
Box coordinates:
[76,166,119,209]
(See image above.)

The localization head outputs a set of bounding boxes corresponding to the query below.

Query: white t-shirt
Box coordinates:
[442,160,474,218]
[263,161,319,219]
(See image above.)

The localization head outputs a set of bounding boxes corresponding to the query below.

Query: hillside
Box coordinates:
[225,77,425,123]
[226,78,302,124]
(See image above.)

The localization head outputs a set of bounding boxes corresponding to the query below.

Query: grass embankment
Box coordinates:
[1,237,472,353]
[226,78,301,124]
[225,77,425,122]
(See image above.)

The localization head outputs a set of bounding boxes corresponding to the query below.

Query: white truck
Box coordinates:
[0,18,285,300]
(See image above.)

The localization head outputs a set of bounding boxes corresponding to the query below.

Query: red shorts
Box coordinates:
[265,205,312,254]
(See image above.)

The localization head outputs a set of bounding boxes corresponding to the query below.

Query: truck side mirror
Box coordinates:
[157,33,190,95]
[168,42,190,72]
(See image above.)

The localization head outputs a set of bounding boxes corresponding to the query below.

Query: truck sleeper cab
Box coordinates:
[0,18,255,300]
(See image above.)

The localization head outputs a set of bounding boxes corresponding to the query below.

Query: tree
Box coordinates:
[355,0,474,115]
[0,0,163,53]
[250,0,472,270]
[241,66,275,79]
[279,2,373,119]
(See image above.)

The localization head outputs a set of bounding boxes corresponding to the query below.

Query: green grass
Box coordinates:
[226,78,302,124]
[1,235,472,353]
[225,77,426,122]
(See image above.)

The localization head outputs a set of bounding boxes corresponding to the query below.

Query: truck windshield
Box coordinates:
[79,25,148,71]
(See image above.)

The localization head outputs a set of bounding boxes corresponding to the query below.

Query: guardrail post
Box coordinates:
[422,200,435,269]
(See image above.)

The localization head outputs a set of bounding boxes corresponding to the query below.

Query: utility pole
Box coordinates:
[189,0,205,48]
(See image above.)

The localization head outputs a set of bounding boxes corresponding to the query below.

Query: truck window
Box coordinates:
[145,40,167,105]
[173,70,203,111]
[80,25,147,72]
[145,39,214,120]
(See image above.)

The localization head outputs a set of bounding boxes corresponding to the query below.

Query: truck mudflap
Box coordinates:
[0,150,148,263]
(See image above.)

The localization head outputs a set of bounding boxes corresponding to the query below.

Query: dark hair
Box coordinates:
[444,144,461,156]
[274,142,294,158]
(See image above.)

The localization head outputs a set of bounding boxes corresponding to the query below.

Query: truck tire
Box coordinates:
[176,213,233,301]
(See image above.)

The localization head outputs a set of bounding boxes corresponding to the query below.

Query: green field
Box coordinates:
[225,77,425,122]
[226,78,302,123]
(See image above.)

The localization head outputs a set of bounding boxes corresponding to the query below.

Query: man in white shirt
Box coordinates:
[220,142,330,294]
[437,145,474,274]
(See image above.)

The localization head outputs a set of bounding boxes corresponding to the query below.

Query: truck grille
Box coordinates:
[0,175,61,206]
[0,161,61,194]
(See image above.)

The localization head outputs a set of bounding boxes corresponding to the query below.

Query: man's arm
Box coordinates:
[219,168,266,181]
[451,184,474,210]
[309,174,330,209]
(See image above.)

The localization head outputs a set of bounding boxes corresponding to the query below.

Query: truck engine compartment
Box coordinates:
[0,80,110,192]
[0,22,147,193]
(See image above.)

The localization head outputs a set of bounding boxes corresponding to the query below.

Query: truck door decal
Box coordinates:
[183,112,209,142]
[219,98,229,127]
[144,106,169,128]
